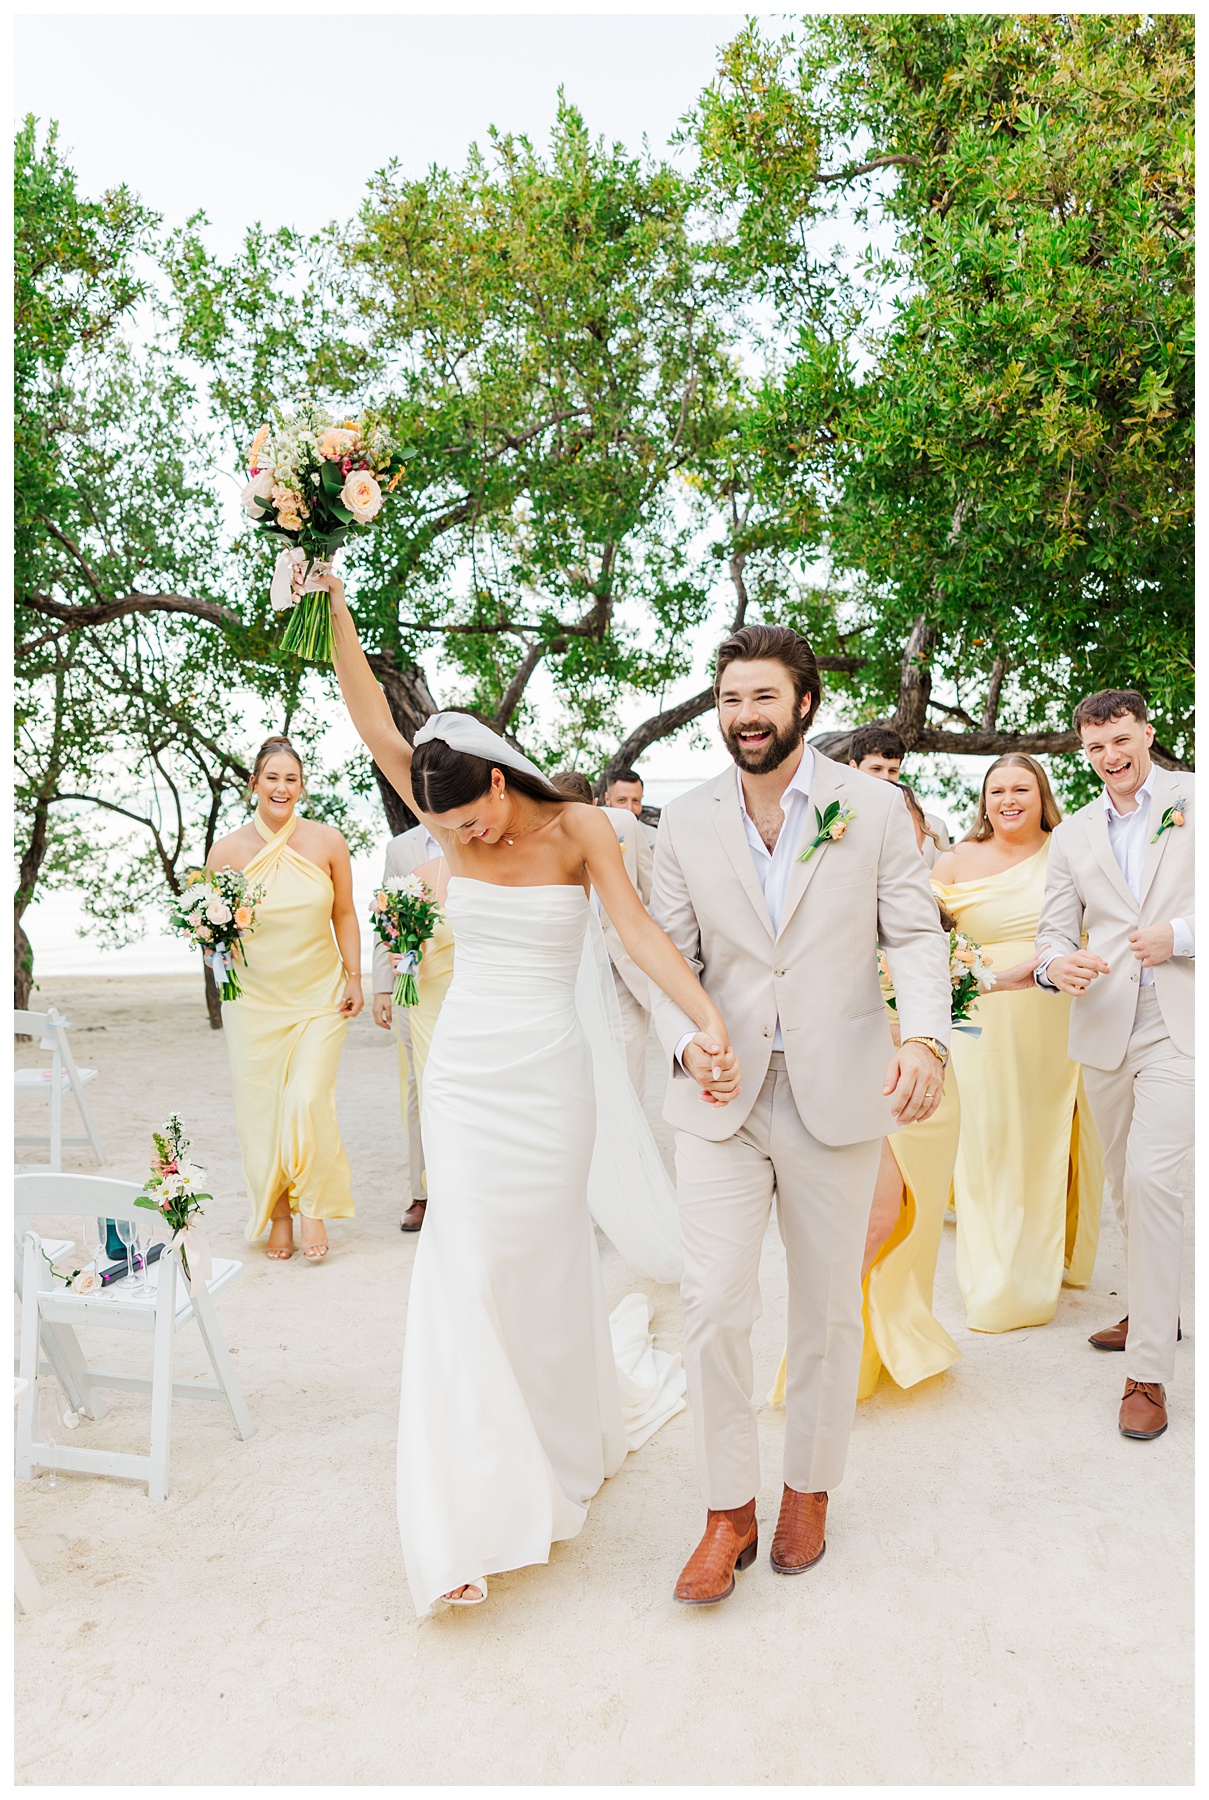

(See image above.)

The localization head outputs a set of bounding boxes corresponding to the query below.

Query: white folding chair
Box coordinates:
[15,1173,254,1501]
[13,1378,43,1614]
[14,1009,105,1169]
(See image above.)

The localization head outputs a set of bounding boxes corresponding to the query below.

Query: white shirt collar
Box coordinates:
[735,744,815,821]
[1103,762,1156,820]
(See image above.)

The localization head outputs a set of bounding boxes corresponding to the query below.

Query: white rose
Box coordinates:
[241,467,276,518]
[71,1267,101,1295]
[206,898,232,925]
[340,470,384,523]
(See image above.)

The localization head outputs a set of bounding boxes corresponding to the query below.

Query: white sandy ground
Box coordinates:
[14,975,1193,1786]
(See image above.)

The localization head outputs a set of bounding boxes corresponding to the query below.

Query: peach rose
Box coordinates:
[71,1268,101,1296]
[828,820,848,840]
[205,898,232,925]
[1172,810,1185,827]
[954,947,976,965]
[246,423,271,471]
[341,470,384,523]
[317,427,359,461]
[234,906,252,929]
[376,890,389,911]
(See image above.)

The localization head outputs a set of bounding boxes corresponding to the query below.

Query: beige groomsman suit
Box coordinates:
[1035,766,1194,1385]
[597,806,655,1095]
[373,824,440,1208]
[651,752,951,1507]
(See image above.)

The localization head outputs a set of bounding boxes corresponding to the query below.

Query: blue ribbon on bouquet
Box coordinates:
[204,946,233,980]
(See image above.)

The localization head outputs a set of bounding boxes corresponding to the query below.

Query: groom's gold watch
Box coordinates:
[903,1035,949,1070]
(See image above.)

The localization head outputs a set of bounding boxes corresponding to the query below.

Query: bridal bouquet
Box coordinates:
[135,1115,213,1284]
[369,874,443,1007]
[880,929,994,1026]
[169,867,265,1000]
[240,399,411,663]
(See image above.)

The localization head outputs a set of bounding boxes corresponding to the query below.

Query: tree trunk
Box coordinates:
[15,916,34,1015]
[202,955,223,1030]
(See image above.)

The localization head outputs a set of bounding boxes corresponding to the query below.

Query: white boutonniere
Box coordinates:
[800,800,857,862]
[1150,798,1187,844]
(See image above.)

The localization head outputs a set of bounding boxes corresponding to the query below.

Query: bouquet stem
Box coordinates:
[280,587,335,664]
[392,967,420,1008]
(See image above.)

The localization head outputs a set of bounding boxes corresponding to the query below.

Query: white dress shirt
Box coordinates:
[1038,765,1193,988]
[676,748,815,1063]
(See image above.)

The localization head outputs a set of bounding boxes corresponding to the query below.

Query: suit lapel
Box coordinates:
[776,755,845,943]
[1139,767,1183,905]
[711,778,775,941]
[1087,797,1139,911]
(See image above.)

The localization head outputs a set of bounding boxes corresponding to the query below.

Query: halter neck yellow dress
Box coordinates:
[221,812,355,1241]
[933,843,1103,1332]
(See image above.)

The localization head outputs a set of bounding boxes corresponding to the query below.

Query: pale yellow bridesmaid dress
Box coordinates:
[933,843,1103,1332]
[222,813,355,1240]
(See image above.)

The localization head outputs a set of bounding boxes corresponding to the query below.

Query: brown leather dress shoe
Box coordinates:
[400,1199,427,1232]
[770,1486,827,1574]
[674,1503,758,1606]
[1090,1315,1181,1351]
[1119,1380,1168,1440]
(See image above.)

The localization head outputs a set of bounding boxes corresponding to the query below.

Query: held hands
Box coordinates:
[683,1033,741,1107]
[1046,949,1111,996]
[338,975,364,1019]
[990,949,1045,992]
[883,1041,944,1125]
[371,993,393,1030]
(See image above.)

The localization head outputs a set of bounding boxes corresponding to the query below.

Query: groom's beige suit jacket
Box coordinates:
[1035,766,1194,1069]
[650,755,952,1147]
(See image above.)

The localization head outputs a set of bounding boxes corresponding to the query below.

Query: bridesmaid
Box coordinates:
[207,736,363,1261]
[932,755,1103,1331]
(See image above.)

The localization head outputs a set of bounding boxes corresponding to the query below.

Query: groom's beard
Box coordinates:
[723,713,807,775]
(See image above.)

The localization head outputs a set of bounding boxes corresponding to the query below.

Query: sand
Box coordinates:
[14,974,1193,1785]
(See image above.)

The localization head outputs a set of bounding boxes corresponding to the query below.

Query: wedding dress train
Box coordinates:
[396,878,686,1615]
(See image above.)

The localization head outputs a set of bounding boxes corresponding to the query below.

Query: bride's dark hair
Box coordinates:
[411,735,565,814]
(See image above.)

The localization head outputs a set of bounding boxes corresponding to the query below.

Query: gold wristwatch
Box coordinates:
[903,1035,949,1070]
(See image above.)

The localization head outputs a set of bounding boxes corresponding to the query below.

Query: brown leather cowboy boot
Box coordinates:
[400,1198,427,1232]
[674,1502,758,1606]
[770,1486,827,1574]
[1119,1380,1168,1440]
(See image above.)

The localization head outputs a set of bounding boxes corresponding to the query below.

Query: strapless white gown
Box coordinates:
[396,878,686,1615]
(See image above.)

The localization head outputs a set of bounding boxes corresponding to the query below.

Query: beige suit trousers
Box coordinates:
[393,1010,426,1202]
[611,965,649,1098]
[675,1054,881,1507]
[1080,989,1193,1385]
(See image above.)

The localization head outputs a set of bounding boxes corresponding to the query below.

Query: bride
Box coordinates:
[323,576,741,1613]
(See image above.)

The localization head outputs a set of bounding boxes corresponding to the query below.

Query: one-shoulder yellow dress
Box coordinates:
[221,813,355,1241]
[769,963,961,1408]
[933,844,1103,1332]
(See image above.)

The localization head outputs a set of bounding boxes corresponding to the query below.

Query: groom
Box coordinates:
[650,624,952,1604]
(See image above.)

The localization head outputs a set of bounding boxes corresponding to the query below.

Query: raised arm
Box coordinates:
[323,574,417,815]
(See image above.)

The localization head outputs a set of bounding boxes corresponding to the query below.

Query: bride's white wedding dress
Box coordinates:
[396,877,686,1615]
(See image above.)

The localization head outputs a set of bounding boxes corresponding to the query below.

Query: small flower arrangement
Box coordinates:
[135,1115,212,1283]
[169,866,265,1000]
[882,930,994,1026]
[241,399,413,663]
[369,874,444,1007]
[801,799,857,862]
[1150,797,1187,844]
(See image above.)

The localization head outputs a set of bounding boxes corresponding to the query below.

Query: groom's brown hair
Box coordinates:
[713,624,822,729]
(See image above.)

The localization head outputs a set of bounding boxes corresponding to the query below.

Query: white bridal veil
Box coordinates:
[412,713,684,1285]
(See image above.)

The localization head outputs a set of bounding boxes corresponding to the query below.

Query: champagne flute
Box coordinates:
[114,1216,136,1289]
[81,1215,103,1283]
[134,1212,158,1296]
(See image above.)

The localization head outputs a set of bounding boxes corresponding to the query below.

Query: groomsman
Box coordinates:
[847,725,951,866]
[603,763,660,859]
[651,624,951,1604]
[372,821,440,1231]
[1035,690,1194,1441]
[553,770,655,1094]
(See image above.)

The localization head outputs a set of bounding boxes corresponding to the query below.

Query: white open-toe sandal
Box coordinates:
[439,1578,487,1607]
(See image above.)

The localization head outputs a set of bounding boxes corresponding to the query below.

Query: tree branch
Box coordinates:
[19,589,241,649]
[982,656,1007,732]
[494,642,546,733]
[815,153,924,186]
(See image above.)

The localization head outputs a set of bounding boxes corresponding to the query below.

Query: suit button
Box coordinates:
[774,968,785,978]
[763,1027,772,1038]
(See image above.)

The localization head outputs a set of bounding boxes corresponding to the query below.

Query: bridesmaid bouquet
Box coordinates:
[370,875,443,1007]
[880,929,995,1026]
[170,867,265,1001]
[136,1115,212,1284]
[240,400,412,663]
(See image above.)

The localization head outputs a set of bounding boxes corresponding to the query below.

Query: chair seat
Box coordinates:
[37,1237,76,1266]
[14,1067,98,1092]
[42,1255,242,1324]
